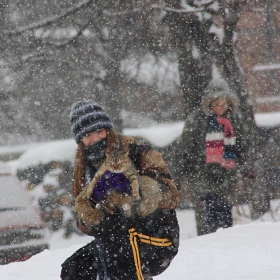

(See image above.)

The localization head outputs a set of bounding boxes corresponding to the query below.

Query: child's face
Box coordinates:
[81,128,107,146]
[211,98,229,116]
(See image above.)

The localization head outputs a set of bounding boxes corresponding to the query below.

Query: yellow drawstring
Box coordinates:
[128,228,172,280]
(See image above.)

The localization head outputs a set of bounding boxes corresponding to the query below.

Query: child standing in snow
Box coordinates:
[61,100,179,280]
[176,79,249,235]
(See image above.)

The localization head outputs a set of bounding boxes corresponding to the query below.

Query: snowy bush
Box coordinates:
[16,140,82,238]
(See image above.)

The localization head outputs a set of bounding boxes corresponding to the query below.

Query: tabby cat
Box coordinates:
[86,146,140,200]
[85,146,161,218]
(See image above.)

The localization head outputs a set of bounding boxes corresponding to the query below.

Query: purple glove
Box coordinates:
[91,170,132,202]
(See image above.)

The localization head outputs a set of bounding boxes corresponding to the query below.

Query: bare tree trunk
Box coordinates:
[102,59,123,133]
[220,1,270,217]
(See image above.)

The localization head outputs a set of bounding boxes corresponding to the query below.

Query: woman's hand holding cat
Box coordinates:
[91,171,132,201]
[89,171,132,214]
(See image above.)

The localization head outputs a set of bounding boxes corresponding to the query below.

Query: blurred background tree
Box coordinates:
[0,1,274,143]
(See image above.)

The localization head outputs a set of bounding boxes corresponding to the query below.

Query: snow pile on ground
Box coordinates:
[164,221,280,280]
[0,209,280,280]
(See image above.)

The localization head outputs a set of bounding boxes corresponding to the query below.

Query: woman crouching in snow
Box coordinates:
[61,100,180,280]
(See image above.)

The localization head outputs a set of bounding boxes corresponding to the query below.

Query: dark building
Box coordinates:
[237,1,280,113]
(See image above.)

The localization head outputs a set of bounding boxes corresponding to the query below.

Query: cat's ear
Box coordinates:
[112,142,120,151]
[123,143,129,154]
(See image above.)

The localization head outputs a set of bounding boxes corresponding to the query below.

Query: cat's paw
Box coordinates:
[75,194,105,226]
[120,203,133,218]
[132,193,141,201]
[96,201,115,215]
[85,187,93,199]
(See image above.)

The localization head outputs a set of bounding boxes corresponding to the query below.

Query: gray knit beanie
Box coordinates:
[70,100,113,143]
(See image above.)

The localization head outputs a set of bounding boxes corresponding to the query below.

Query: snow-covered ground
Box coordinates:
[1,208,280,280]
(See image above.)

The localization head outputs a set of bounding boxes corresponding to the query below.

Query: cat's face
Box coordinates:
[104,149,130,173]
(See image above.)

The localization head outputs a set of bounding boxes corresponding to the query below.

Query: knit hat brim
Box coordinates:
[202,91,239,114]
[202,79,239,114]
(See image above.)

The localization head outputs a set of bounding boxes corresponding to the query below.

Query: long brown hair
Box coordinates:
[72,128,120,198]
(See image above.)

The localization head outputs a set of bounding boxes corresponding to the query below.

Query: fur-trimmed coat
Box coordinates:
[175,83,250,206]
[71,135,180,280]
[171,81,250,236]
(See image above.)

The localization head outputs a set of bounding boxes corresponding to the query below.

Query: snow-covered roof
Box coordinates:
[16,139,77,171]
[124,121,185,148]
[254,111,280,127]
[0,143,36,157]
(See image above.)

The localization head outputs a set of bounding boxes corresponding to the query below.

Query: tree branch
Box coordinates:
[1,0,95,36]
[0,52,55,69]
[34,19,94,49]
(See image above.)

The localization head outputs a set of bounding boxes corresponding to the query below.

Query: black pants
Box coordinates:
[200,193,232,235]
[61,239,111,280]
[60,238,157,280]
